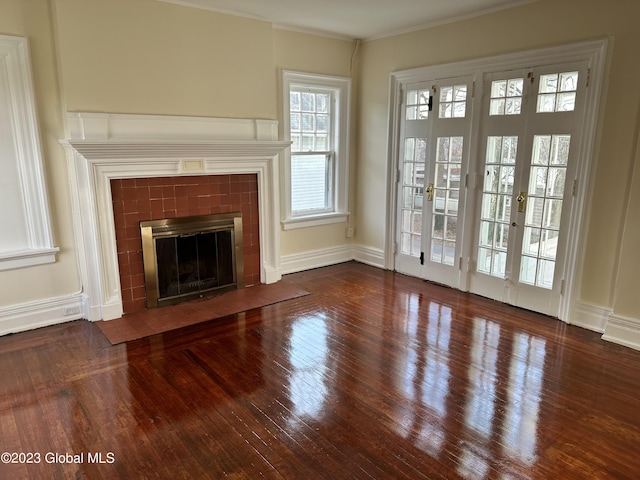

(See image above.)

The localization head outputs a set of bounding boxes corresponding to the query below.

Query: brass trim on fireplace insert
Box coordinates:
[140,212,244,309]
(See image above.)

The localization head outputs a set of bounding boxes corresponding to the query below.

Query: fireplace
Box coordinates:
[141,212,244,308]
[111,174,260,314]
[61,113,290,321]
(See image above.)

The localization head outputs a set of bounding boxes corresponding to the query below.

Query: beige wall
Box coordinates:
[357,0,640,319]
[54,0,276,119]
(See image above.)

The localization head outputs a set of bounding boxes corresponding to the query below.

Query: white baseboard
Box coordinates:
[603,313,640,351]
[353,245,386,269]
[281,245,355,275]
[0,244,380,336]
[570,301,611,333]
[0,293,85,336]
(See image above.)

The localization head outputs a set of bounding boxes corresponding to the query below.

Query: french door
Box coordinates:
[468,63,588,316]
[395,76,473,288]
[395,61,589,318]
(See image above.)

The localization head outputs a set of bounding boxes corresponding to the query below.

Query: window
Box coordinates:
[0,35,57,270]
[282,71,350,229]
[489,78,523,116]
[536,71,578,113]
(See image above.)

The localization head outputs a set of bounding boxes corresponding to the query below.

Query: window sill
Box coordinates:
[282,212,349,231]
[0,247,59,271]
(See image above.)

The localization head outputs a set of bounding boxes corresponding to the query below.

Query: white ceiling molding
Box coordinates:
[156,0,539,41]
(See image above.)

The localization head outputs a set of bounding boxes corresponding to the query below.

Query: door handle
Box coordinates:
[426,183,434,201]
[516,191,527,212]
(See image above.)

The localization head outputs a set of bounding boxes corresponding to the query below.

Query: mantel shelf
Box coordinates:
[61,140,291,160]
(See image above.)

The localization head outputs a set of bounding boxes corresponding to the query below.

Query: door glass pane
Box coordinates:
[536,71,579,113]
[400,137,427,255]
[430,136,463,265]
[433,214,444,239]
[540,229,559,259]
[444,241,456,265]
[523,227,541,256]
[477,136,518,278]
[431,239,443,262]
[447,190,459,215]
[547,168,566,197]
[520,256,537,285]
[537,259,555,289]
[499,166,515,194]
[519,134,571,288]
[494,251,507,279]
[439,84,467,118]
[406,89,431,120]
[551,135,571,165]
[489,78,523,116]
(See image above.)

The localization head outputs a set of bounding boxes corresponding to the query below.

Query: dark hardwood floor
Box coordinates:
[1,262,639,479]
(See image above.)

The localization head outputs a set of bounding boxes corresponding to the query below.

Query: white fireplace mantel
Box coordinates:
[61,113,290,321]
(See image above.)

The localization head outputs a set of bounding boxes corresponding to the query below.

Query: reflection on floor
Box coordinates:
[97,281,309,344]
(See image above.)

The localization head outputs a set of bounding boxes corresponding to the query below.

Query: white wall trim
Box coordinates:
[353,245,386,269]
[281,245,354,275]
[61,113,290,321]
[0,35,58,270]
[570,301,611,333]
[0,293,84,336]
[602,313,640,352]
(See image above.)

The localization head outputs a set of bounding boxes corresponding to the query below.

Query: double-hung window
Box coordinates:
[282,71,350,229]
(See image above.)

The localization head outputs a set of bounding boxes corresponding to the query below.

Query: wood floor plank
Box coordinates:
[1,262,640,478]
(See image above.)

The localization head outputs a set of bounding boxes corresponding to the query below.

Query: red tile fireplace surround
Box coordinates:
[112,174,260,314]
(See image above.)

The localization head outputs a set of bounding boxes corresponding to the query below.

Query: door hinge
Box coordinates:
[399,86,403,105]
[393,242,398,254]
[572,178,578,196]
[560,279,565,295]
[459,257,463,270]
[466,173,477,188]
[586,68,591,88]
[420,251,425,265]
[470,172,479,189]
[471,81,476,98]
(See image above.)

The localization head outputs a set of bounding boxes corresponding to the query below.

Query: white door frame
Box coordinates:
[385,39,608,321]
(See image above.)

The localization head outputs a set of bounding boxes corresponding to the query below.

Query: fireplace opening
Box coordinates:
[140,212,244,308]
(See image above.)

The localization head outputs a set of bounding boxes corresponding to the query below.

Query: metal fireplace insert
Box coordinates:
[140,212,244,308]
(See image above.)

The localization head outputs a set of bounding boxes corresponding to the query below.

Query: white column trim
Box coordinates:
[0,35,58,270]
[603,314,640,352]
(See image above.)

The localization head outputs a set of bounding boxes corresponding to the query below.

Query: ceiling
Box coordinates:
[158,0,537,40]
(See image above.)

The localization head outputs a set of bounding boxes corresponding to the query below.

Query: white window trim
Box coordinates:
[0,35,57,271]
[281,70,351,230]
